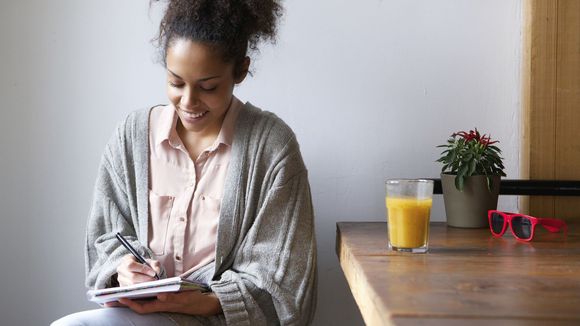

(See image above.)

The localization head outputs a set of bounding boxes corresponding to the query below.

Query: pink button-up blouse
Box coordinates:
[147,97,241,277]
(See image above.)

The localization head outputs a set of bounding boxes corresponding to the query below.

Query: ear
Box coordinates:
[234,57,251,84]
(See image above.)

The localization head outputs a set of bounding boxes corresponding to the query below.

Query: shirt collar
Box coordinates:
[153,104,180,149]
[215,96,242,148]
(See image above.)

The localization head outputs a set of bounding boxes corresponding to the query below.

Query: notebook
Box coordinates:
[87,277,210,304]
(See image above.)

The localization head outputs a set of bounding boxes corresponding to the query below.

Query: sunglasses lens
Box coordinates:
[490,212,504,234]
[512,216,532,239]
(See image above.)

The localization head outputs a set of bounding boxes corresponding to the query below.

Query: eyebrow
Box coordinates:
[167,69,220,82]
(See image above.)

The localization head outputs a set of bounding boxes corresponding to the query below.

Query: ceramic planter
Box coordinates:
[441,173,501,228]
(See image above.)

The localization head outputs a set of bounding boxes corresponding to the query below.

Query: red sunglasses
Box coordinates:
[487,210,567,242]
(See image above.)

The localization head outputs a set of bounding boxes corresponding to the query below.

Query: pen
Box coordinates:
[115,232,160,280]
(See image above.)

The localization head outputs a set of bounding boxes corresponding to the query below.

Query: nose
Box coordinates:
[180,87,200,110]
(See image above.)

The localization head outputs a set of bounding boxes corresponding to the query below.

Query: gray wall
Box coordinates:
[0,0,522,325]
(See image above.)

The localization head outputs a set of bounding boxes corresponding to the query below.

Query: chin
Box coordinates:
[179,118,207,133]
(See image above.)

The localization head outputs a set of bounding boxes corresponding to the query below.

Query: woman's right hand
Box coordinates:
[116,254,161,287]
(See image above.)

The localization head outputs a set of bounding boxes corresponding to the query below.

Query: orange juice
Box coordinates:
[386,197,432,249]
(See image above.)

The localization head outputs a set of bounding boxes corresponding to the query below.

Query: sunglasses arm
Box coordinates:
[538,218,567,233]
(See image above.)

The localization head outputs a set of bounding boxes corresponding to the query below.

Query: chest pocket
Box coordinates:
[198,194,222,219]
[148,191,174,256]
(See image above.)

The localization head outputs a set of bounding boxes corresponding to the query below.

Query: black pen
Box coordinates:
[115,232,160,280]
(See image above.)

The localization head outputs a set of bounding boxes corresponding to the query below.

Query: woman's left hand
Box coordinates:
[118,291,222,316]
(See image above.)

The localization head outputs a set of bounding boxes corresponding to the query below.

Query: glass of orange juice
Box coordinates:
[385,179,434,253]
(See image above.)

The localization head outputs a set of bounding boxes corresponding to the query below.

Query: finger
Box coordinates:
[157,293,169,302]
[116,273,135,287]
[119,272,157,286]
[118,298,143,313]
[116,266,134,287]
[155,292,182,303]
[127,260,158,278]
[163,291,201,305]
[120,261,154,278]
[116,255,137,279]
[117,265,157,286]
[116,269,144,287]
[104,301,125,308]
[146,259,162,274]
[120,298,166,314]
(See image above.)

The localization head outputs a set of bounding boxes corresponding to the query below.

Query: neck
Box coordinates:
[176,119,221,160]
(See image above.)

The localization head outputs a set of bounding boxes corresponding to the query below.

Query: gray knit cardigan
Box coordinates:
[84,102,317,325]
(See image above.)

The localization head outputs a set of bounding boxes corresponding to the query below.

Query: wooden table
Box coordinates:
[336,222,580,325]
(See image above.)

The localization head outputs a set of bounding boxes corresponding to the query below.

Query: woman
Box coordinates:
[52,0,317,325]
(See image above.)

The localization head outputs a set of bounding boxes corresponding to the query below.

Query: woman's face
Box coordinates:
[166,38,245,136]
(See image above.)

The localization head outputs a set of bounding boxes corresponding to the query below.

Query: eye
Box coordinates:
[168,81,184,88]
[199,85,218,92]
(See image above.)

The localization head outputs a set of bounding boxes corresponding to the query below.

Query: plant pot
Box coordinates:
[441,173,500,228]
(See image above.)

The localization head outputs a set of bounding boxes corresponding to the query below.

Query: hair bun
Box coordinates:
[155,0,283,72]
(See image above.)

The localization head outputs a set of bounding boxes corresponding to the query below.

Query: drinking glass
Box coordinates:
[385,179,434,253]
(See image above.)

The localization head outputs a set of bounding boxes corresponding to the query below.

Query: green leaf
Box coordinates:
[487,176,494,192]
[449,150,457,163]
[455,174,465,191]
[489,154,502,162]
[455,164,468,191]
[458,163,468,178]
[468,159,476,176]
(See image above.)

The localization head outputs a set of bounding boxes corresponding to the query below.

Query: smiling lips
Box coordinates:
[179,108,208,122]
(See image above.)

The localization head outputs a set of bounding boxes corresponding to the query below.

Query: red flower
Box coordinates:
[452,128,498,147]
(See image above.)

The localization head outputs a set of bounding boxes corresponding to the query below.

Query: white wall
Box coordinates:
[0,0,522,325]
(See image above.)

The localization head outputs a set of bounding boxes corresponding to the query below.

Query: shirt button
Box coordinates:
[175,255,181,261]
[179,217,185,222]
[201,195,205,200]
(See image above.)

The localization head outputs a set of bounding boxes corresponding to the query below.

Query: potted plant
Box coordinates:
[437,129,506,228]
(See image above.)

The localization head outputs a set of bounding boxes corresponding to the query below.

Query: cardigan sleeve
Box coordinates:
[84,122,160,290]
[210,168,317,325]
[84,192,150,290]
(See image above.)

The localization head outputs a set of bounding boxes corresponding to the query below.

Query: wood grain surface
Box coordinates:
[522,0,580,219]
[336,222,580,326]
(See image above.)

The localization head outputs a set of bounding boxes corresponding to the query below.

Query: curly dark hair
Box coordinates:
[152,0,283,79]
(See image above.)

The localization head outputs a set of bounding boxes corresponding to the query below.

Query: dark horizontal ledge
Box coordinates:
[428,179,580,196]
